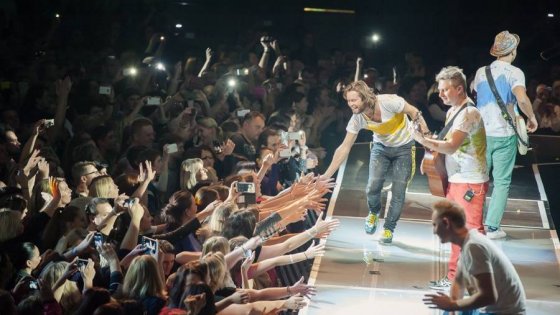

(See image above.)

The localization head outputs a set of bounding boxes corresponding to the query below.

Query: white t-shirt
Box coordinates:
[346,94,414,147]
[443,105,488,183]
[456,230,526,315]
[473,60,526,137]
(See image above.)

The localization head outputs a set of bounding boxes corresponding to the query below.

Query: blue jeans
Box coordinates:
[366,141,414,232]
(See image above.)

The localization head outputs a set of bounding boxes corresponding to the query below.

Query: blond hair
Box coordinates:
[88,175,115,198]
[432,199,466,228]
[201,252,233,292]
[343,80,377,108]
[435,66,467,93]
[207,202,236,234]
[123,255,165,299]
[202,236,230,256]
[180,158,204,190]
[39,261,81,313]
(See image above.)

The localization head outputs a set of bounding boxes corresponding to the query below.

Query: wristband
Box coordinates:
[303,252,309,260]
[287,286,292,295]
[289,254,294,264]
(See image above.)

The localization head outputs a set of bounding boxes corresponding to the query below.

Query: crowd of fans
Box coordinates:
[1,3,560,315]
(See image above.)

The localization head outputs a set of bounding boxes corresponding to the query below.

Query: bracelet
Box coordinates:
[289,254,294,263]
[303,252,309,260]
[287,286,292,295]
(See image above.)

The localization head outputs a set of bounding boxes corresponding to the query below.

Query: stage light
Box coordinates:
[55,13,60,19]
[228,78,237,88]
[371,34,380,43]
[160,36,165,41]
[175,24,182,29]
[303,7,355,14]
[156,63,165,71]
[548,13,554,18]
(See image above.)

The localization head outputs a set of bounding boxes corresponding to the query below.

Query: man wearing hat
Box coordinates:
[472,31,538,239]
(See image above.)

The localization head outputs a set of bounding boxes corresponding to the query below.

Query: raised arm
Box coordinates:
[198,48,213,78]
[354,57,363,82]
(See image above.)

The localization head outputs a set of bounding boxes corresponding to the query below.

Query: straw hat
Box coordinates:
[490,31,520,57]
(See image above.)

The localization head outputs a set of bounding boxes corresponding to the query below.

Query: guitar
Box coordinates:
[413,119,448,197]
[420,148,448,197]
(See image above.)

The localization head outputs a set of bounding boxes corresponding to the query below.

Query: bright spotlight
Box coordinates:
[160,36,165,41]
[156,63,165,71]
[548,13,554,18]
[55,13,60,19]
[175,24,183,29]
[228,78,237,88]
[371,33,380,43]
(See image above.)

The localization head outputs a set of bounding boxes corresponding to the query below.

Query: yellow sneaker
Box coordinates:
[364,213,378,234]
[380,229,393,244]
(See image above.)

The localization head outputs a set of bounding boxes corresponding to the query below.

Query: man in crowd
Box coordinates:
[230,111,266,161]
[414,66,488,288]
[322,80,428,243]
[423,199,526,315]
[472,31,538,239]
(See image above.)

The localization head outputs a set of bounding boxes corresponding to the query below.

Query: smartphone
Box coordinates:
[236,109,250,118]
[44,119,55,128]
[94,232,104,248]
[76,258,89,268]
[279,148,292,158]
[235,68,249,76]
[146,96,162,106]
[99,86,111,95]
[288,131,304,141]
[141,236,159,260]
[123,198,135,208]
[237,182,256,194]
[166,143,178,154]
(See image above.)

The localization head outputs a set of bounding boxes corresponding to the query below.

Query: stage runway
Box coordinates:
[301,141,560,315]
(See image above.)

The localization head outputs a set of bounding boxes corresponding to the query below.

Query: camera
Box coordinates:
[44,119,55,128]
[213,140,222,154]
[146,96,162,106]
[236,109,250,118]
[166,143,178,154]
[123,198,135,208]
[237,182,256,194]
[99,86,111,95]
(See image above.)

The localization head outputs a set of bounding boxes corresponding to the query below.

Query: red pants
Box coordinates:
[446,182,488,280]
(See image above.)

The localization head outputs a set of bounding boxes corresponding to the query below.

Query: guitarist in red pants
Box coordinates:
[413,66,489,289]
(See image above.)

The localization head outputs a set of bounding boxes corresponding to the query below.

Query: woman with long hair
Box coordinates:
[41,205,87,252]
[122,255,166,315]
[180,158,209,194]
[88,175,119,199]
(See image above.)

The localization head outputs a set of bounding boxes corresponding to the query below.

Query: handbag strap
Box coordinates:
[437,102,472,140]
[484,66,529,146]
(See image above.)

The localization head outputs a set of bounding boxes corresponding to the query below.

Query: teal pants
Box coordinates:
[484,135,517,228]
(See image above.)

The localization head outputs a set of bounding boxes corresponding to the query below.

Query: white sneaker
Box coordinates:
[486,228,507,239]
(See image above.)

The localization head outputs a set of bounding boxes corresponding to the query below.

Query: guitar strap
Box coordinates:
[437,102,472,140]
[484,66,529,147]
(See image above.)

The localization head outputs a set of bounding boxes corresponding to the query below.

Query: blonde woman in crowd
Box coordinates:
[122,255,166,315]
[180,158,209,194]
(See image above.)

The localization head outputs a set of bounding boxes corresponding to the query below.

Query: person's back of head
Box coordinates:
[93,302,124,315]
[222,209,257,239]
[73,287,112,315]
[123,255,165,300]
[117,299,144,315]
[432,199,466,228]
[16,294,42,315]
[0,289,15,315]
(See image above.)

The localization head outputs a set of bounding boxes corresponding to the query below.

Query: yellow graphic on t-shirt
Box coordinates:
[362,112,406,135]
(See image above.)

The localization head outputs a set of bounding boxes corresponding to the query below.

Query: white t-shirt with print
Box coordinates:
[346,94,413,147]
[456,229,526,315]
[473,60,525,137]
[443,105,488,183]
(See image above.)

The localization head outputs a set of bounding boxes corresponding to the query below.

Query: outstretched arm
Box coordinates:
[322,132,358,178]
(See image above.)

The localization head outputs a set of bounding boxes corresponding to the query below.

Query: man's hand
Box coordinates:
[205,47,213,61]
[526,115,538,133]
[422,291,457,311]
[55,76,72,98]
